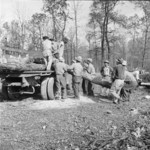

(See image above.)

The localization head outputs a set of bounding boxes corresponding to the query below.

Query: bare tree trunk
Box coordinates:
[74,7,78,56]
[104,2,111,61]
[93,22,97,47]
[101,15,106,66]
[101,29,105,66]
[52,10,57,40]
[142,26,149,68]
[73,0,79,57]
[70,42,73,64]
[105,17,110,60]
[61,13,67,40]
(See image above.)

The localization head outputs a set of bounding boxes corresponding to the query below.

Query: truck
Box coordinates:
[0,46,57,101]
[0,70,56,101]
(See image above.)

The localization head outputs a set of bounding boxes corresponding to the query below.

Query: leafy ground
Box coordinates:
[0,87,150,150]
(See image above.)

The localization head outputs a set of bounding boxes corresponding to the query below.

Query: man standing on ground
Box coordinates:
[83,58,96,96]
[69,56,83,99]
[101,60,113,82]
[100,60,113,96]
[110,59,126,104]
[42,36,53,71]
[55,57,67,100]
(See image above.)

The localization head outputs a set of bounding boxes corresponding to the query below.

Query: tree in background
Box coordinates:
[126,15,141,69]
[43,0,69,41]
[2,21,21,49]
[134,1,150,68]
[29,13,47,50]
[87,0,127,68]
[126,1,150,70]
[72,0,81,56]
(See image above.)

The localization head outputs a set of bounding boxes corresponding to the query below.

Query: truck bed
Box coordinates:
[0,70,54,78]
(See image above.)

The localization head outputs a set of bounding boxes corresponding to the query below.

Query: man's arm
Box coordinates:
[63,63,68,72]
[43,58,48,66]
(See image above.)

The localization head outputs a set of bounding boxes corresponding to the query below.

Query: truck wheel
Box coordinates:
[7,86,21,100]
[47,77,55,100]
[41,77,49,100]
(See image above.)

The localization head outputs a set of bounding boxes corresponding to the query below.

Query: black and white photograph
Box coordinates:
[0,0,150,149]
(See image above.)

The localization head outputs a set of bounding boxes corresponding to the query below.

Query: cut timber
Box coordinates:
[41,77,49,100]
[140,82,150,86]
[82,71,138,89]
[47,77,55,100]
[0,62,46,73]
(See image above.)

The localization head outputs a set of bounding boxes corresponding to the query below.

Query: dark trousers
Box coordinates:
[72,76,82,99]
[120,80,137,101]
[120,88,131,101]
[56,74,66,99]
[82,79,94,96]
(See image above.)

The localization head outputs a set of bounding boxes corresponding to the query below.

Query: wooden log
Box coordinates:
[0,62,46,73]
[140,82,150,86]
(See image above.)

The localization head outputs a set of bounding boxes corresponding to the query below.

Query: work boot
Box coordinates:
[55,94,61,100]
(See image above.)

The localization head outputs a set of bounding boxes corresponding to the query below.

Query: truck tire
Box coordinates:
[47,77,55,100]
[41,77,49,100]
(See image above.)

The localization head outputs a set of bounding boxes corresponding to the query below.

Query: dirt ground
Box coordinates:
[0,87,150,150]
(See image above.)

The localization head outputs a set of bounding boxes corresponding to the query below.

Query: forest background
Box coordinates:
[0,0,150,72]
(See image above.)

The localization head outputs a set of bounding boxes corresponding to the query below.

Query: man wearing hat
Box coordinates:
[55,57,67,100]
[68,56,83,99]
[100,60,113,96]
[109,59,126,104]
[83,58,95,96]
[42,36,54,71]
[101,60,113,82]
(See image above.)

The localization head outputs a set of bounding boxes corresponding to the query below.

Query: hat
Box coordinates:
[116,58,123,64]
[42,36,49,40]
[122,60,127,66]
[87,58,92,63]
[76,56,82,62]
[59,57,64,62]
[104,60,109,63]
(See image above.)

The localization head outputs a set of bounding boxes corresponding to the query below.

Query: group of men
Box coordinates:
[42,35,136,103]
[54,55,83,100]
[42,35,85,100]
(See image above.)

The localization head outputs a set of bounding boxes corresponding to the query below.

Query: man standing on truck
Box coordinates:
[55,57,67,100]
[42,36,53,71]
[69,56,83,99]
